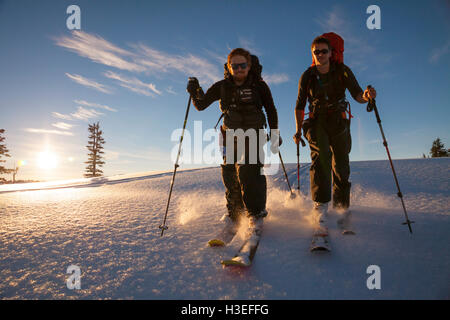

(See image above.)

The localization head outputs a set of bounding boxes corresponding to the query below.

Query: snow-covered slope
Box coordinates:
[0,158,449,299]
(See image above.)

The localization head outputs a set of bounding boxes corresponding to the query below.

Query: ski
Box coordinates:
[310,226,330,252]
[337,210,355,235]
[221,230,262,267]
[208,224,238,247]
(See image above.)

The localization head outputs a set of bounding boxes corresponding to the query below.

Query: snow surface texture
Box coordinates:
[0,158,449,299]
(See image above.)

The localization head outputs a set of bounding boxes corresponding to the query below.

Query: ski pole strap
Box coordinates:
[214,113,225,130]
[367,100,375,113]
[346,101,353,119]
[300,137,306,147]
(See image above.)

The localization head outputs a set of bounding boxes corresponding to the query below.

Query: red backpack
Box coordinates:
[311,32,344,66]
[307,32,352,122]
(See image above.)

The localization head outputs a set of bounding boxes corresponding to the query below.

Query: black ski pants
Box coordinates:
[221,128,267,220]
[303,111,352,208]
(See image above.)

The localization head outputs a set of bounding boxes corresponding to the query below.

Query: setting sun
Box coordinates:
[37,151,59,169]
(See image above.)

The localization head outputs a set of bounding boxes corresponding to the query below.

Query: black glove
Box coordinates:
[187,77,200,96]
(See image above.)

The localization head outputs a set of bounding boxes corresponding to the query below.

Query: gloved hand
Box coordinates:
[278,135,283,147]
[293,131,306,146]
[187,77,200,96]
[363,86,377,101]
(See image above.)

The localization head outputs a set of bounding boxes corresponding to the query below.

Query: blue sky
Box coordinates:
[1,0,449,181]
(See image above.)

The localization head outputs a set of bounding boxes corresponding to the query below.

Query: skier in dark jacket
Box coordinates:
[293,36,376,222]
[187,48,280,238]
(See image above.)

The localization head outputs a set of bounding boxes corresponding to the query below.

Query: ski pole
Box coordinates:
[297,143,300,192]
[278,151,294,197]
[366,85,414,233]
[159,95,192,237]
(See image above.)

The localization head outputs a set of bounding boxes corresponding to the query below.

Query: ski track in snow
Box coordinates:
[0,158,449,299]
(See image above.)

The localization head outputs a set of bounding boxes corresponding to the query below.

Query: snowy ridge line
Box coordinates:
[0,166,219,194]
[1,158,448,196]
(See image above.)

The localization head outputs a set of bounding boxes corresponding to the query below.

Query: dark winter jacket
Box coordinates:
[191,76,278,130]
[295,62,363,114]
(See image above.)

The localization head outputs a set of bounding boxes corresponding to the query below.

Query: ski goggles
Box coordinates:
[313,49,329,55]
[230,62,248,70]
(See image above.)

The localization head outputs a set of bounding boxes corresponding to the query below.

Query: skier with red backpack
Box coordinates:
[293,33,376,234]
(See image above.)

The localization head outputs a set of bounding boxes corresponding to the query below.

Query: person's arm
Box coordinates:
[342,65,376,103]
[293,71,308,144]
[187,78,222,111]
[295,109,305,133]
[259,81,278,130]
[259,80,283,151]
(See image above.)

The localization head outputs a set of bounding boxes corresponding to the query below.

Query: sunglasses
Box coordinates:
[231,62,248,70]
[313,49,329,55]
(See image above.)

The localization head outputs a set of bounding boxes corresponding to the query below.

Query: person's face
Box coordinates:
[229,55,250,81]
[312,43,331,66]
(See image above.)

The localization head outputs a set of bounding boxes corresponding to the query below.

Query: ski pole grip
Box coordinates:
[366,85,375,112]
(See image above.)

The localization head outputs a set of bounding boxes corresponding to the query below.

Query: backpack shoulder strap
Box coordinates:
[334,62,347,86]
[304,66,316,101]
[250,78,265,109]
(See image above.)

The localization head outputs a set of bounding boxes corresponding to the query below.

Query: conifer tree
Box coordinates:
[0,129,12,182]
[429,137,449,158]
[84,122,106,178]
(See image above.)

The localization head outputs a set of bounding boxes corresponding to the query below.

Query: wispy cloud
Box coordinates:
[55,31,221,87]
[238,37,262,56]
[166,86,177,95]
[56,31,144,72]
[429,41,450,63]
[263,73,289,85]
[44,103,109,137]
[52,122,74,130]
[52,112,74,121]
[104,71,162,96]
[204,49,227,65]
[74,100,118,112]
[24,128,74,136]
[317,6,347,33]
[70,106,104,121]
[48,100,115,136]
[133,43,221,84]
[65,73,112,94]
